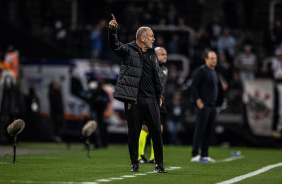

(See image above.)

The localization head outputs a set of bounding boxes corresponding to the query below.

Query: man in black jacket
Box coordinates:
[190,50,224,163]
[108,14,166,173]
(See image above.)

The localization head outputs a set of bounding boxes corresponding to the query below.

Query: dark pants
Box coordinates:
[124,97,163,165]
[192,105,217,157]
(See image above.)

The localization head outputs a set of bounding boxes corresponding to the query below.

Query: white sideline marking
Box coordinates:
[0,181,97,184]
[21,156,60,159]
[121,175,136,178]
[216,156,244,163]
[133,173,147,175]
[217,162,282,184]
[0,167,181,184]
[166,166,181,170]
[96,179,111,182]
[108,178,124,180]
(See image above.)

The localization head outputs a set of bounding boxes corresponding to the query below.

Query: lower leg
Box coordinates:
[150,138,154,160]
[138,129,148,159]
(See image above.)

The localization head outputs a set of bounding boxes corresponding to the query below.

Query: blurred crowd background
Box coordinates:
[0,0,282,148]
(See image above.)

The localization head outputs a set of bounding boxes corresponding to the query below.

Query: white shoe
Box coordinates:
[201,157,215,163]
[190,155,200,162]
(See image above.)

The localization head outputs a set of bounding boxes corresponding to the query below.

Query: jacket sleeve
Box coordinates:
[190,68,203,102]
[108,28,128,58]
[216,75,224,107]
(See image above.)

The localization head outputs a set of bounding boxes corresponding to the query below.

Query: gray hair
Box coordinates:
[136,27,150,40]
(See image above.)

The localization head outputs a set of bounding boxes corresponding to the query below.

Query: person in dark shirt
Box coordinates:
[108,14,166,173]
[190,50,224,162]
[48,81,64,143]
[138,47,168,164]
[85,80,110,148]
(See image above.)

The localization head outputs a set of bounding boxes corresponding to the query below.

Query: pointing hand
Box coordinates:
[109,14,118,29]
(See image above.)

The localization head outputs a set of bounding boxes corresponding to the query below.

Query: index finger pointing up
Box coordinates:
[111,14,116,22]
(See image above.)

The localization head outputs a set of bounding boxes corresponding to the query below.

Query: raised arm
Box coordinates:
[108,14,128,58]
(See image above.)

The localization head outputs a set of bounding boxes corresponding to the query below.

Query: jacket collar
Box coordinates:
[128,41,154,53]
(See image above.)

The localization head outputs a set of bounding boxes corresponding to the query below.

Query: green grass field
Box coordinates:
[0,142,282,184]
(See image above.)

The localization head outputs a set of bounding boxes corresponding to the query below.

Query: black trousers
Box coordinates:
[192,105,216,157]
[124,97,163,165]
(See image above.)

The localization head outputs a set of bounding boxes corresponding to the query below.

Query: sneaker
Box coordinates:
[138,155,148,164]
[149,159,155,164]
[154,164,167,173]
[190,155,200,162]
[130,164,139,172]
[200,157,215,163]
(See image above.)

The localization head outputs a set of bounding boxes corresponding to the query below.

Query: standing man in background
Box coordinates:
[190,50,224,162]
[48,81,64,143]
[108,14,167,173]
[138,47,168,164]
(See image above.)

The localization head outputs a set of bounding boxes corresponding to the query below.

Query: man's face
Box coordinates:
[156,48,167,64]
[205,52,217,69]
[143,29,155,49]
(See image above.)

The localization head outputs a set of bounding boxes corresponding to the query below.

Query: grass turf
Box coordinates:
[0,142,282,184]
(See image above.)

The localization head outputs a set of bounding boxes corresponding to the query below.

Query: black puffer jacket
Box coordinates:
[108,28,162,103]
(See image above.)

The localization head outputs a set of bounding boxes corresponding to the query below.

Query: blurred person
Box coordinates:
[217,27,236,60]
[108,14,167,173]
[234,44,257,82]
[48,81,64,143]
[168,34,180,54]
[216,54,232,87]
[0,62,16,144]
[270,48,282,138]
[190,50,224,162]
[138,47,168,164]
[84,80,110,148]
[90,20,107,59]
[166,91,184,145]
[4,45,19,79]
